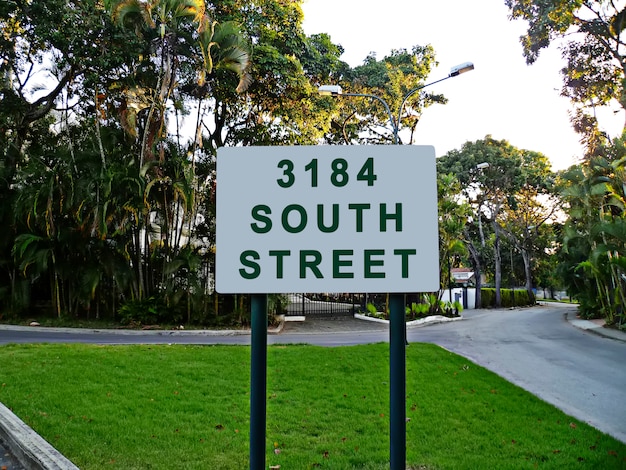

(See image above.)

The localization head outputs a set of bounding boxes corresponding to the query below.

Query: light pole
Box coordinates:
[318,61,474,144]
[319,61,473,470]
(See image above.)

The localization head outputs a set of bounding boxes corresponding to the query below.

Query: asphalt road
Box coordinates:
[0,436,24,470]
[0,303,624,445]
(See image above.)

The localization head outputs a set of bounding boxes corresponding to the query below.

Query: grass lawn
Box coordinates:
[0,342,624,469]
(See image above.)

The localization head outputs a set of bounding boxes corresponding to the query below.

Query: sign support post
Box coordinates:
[389,293,406,469]
[250,293,268,470]
[217,145,439,470]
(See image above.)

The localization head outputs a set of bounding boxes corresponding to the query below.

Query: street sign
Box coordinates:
[216,145,439,293]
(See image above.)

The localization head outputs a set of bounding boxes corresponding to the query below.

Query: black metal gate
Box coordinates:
[284,293,365,318]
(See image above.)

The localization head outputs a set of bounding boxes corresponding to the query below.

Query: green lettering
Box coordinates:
[364,249,385,278]
[348,203,371,232]
[250,205,272,234]
[380,203,402,232]
[300,250,323,278]
[394,249,416,278]
[269,250,290,278]
[317,204,339,233]
[333,250,354,278]
[239,250,261,279]
[282,204,307,233]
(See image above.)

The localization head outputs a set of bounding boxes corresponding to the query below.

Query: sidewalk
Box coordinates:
[565,310,626,342]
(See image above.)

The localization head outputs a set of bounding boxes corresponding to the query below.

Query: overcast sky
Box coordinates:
[301,0,624,170]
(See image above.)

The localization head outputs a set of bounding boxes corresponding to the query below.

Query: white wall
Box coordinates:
[441,287,477,310]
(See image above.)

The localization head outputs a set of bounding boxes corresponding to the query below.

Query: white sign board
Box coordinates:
[216,145,439,293]
[452,271,474,281]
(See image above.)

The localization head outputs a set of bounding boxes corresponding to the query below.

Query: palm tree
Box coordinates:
[104,0,250,165]
[561,153,626,323]
[437,173,470,300]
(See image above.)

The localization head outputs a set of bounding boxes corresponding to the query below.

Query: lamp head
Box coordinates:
[318,84,343,96]
[449,62,475,77]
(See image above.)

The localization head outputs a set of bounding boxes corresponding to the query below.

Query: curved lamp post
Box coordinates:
[318,61,474,470]
[318,61,474,144]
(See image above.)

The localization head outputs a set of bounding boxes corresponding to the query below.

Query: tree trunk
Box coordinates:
[494,221,502,308]
[465,236,482,309]
[521,248,533,300]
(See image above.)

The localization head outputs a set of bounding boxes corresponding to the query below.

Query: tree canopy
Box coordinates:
[1,0,460,323]
[506,1,626,323]
[438,136,559,307]
[506,0,626,153]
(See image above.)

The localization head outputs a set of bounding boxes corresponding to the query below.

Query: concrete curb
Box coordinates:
[354,313,463,326]
[0,323,285,336]
[0,402,78,470]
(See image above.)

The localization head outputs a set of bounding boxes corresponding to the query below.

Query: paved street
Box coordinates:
[0,436,24,470]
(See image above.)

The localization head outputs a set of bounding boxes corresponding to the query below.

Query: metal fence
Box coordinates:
[284,293,364,318]
[284,293,404,318]
[283,293,439,318]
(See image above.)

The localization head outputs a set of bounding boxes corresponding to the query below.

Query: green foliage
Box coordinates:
[117,296,177,326]
[268,294,289,315]
[558,148,626,323]
[438,136,559,309]
[405,301,430,319]
[506,0,625,155]
[480,288,535,309]
[319,45,440,145]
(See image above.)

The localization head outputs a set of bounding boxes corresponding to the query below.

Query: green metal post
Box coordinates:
[389,293,406,469]
[250,294,268,470]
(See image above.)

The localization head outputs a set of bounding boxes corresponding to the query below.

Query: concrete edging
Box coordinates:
[354,313,463,326]
[0,402,78,470]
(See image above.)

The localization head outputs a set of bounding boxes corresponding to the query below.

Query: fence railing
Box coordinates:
[284,293,365,318]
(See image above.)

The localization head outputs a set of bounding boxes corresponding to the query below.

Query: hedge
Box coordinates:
[480,288,536,308]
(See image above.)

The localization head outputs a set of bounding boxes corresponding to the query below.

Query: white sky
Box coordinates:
[301,0,624,171]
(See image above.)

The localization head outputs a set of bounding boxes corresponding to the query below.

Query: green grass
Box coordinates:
[0,343,624,469]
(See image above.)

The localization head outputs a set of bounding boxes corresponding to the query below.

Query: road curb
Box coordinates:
[0,323,285,336]
[0,402,78,470]
[354,313,463,327]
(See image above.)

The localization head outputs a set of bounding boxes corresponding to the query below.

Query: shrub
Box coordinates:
[405,302,429,320]
[118,296,182,326]
[501,289,513,308]
[480,288,535,308]
[481,288,495,308]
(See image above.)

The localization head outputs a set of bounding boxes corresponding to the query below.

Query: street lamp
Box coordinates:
[319,61,473,470]
[318,61,474,144]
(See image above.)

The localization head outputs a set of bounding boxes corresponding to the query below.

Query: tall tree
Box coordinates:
[507,1,626,323]
[437,173,471,301]
[499,150,560,300]
[559,149,626,322]
[506,0,626,153]
[438,137,557,307]
[318,45,443,145]
[1,0,351,321]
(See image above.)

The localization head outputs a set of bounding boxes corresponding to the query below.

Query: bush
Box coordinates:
[118,296,182,326]
[481,289,495,308]
[480,288,535,308]
[500,289,513,308]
